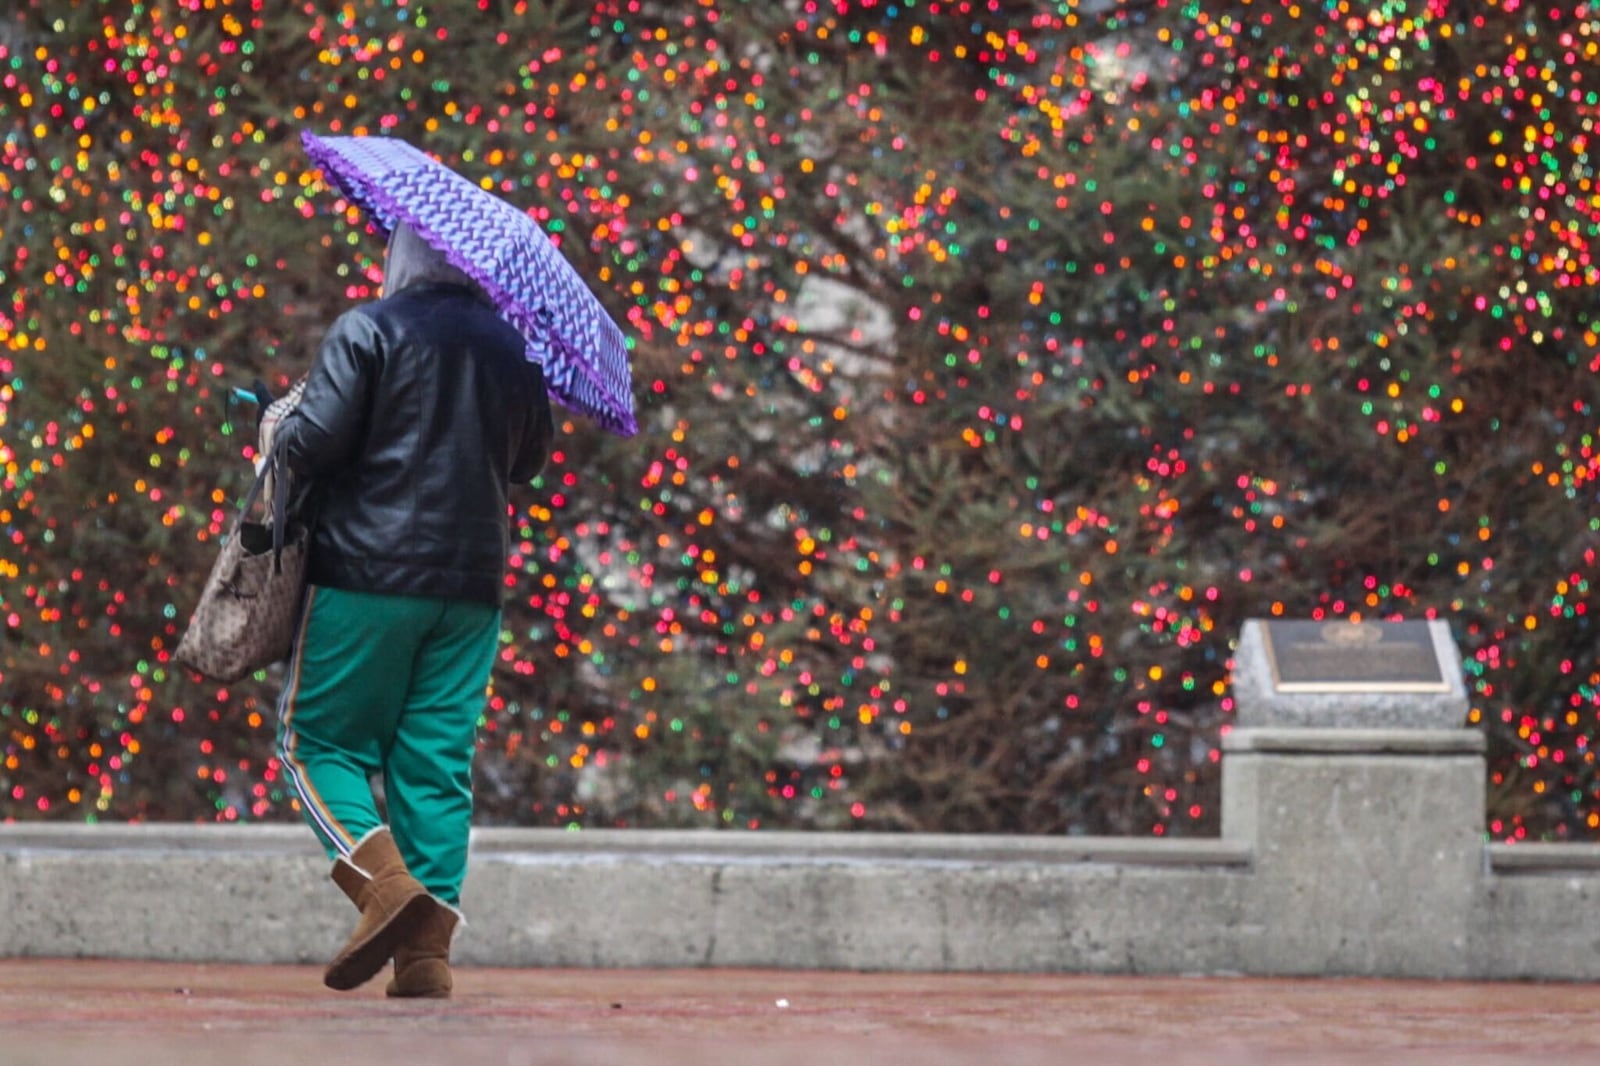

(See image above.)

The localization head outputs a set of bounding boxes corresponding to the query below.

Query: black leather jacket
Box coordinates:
[276,282,553,605]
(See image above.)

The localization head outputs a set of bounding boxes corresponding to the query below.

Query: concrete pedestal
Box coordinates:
[1221,728,1485,977]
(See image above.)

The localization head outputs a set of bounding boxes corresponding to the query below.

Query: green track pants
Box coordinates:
[276,585,500,905]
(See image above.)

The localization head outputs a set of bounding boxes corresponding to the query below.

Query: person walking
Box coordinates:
[271,221,553,997]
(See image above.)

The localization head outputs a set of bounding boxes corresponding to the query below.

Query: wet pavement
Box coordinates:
[2,959,1598,1065]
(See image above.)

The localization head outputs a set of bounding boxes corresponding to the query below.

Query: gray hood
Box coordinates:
[382,221,482,298]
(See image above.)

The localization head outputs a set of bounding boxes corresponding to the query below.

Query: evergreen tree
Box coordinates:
[1,1,1595,839]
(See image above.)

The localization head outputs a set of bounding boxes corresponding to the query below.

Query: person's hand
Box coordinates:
[257,375,309,502]
[260,375,309,460]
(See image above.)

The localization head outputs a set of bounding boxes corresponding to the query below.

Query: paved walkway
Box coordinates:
[3,960,1598,1064]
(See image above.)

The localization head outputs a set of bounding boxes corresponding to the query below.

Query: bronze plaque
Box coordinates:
[1260,620,1450,694]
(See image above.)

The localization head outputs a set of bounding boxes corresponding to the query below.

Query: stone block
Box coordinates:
[1221,728,1485,977]
[1232,619,1469,730]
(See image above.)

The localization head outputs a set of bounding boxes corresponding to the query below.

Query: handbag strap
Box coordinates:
[231,437,296,576]
[268,437,293,575]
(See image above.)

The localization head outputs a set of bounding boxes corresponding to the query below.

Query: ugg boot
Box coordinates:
[385,898,462,999]
[324,827,434,991]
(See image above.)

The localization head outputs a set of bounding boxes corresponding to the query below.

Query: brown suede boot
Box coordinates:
[323,827,434,991]
[385,898,461,999]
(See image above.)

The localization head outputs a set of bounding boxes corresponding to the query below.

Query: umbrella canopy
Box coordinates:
[300,131,637,437]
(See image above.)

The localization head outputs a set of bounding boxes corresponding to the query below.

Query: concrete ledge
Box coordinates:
[0,826,1254,973]
[1487,842,1600,873]
[0,824,316,854]
[0,824,1250,867]
[1222,728,1486,755]
[1476,845,1600,980]
[7,825,1600,978]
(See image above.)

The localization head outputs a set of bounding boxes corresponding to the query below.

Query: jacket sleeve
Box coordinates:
[274,309,381,479]
[509,362,555,484]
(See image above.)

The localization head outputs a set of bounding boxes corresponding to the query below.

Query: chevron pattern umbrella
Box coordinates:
[301,131,638,437]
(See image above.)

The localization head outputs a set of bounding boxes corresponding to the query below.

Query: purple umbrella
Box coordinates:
[300,131,638,437]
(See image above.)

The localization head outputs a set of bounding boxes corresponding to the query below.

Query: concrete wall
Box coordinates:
[5,620,1600,978]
